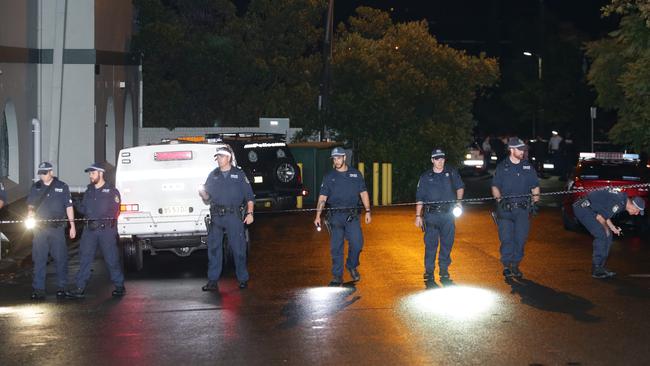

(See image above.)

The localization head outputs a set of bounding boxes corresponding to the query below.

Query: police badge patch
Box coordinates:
[114,195,120,203]
[612,205,620,213]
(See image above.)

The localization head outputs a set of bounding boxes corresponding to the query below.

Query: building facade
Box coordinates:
[0,0,140,202]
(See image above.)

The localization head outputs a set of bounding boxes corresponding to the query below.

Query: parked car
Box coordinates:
[460,142,488,176]
[206,133,308,209]
[561,152,650,232]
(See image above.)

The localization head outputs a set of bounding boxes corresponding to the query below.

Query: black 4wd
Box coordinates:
[207,133,308,209]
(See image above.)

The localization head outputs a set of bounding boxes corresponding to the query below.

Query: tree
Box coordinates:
[132,0,323,127]
[316,8,499,200]
[586,0,650,151]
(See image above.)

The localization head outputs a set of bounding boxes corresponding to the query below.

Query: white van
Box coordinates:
[115,141,248,272]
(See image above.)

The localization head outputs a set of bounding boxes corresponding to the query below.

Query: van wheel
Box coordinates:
[122,238,143,272]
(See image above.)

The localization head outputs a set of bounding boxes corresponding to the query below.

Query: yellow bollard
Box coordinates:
[358,162,365,177]
[373,162,379,206]
[296,163,303,209]
[387,163,392,205]
[381,163,388,206]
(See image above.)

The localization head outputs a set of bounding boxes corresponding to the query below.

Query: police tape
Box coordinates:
[1,182,649,225]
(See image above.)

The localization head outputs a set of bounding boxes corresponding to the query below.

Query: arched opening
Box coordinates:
[123,93,134,148]
[1,101,19,182]
[105,96,116,165]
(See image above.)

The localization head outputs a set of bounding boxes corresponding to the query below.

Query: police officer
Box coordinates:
[26,162,76,300]
[491,138,540,278]
[415,148,465,282]
[67,163,125,298]
[573,190,644,278]
[199,146,254,291]
[314,147,371,286]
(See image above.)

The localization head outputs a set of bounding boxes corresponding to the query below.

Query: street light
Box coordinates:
[523,51,542,80]
[523,51,543,137]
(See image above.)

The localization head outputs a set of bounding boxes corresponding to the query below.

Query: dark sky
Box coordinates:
[335,0,618,57]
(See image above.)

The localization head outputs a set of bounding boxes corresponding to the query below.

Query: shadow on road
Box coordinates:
[278,286,360,329]
[506,278,601,322]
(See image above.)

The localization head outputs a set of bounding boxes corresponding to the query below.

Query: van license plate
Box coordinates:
[162,206,186,215]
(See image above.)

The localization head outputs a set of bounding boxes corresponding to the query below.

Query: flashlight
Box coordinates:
[452,205,463,218]
[315,223,322,232]
[25,217,37,230]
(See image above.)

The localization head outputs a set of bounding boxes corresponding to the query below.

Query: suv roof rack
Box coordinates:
[205,132,286,142]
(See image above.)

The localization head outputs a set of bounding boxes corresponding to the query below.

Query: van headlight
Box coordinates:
[276,163,296,183]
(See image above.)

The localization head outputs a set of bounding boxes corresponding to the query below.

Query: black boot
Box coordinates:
[328,276,343,287]
[112,286,127,297]
[202,281,219,291]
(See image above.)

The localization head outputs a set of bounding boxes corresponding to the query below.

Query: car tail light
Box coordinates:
[154,151,193,161]
[120,204,140,212]
[301,189,309,196]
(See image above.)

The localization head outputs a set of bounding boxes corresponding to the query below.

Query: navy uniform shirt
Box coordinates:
[204,166,255,207]
[0,181,7,204]
[416,167,464,203]
[79,183,121,221]
[319,168,367,208]
[491,158,539,203]
[26,178,72,219]
[586,190,627,220]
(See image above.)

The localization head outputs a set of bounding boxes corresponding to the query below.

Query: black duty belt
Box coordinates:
[573,198,591,209]
[500,201,529,211]
[424,203,452,214]
[210,205,241,216]
[327,208,359,223]
[87,220,115,231]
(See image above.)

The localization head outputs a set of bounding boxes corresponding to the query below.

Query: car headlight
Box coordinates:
[465,153,472,159]
[276,163,296,183]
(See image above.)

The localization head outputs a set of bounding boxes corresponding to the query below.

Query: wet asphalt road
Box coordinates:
[1,177,650,365]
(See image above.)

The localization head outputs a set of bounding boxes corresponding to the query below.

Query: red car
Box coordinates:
[561,152,650,232]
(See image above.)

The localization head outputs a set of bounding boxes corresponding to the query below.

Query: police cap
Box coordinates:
[84,162,106,173]
[632,196,645,215]
[37,162,53,175]
[507,137,528,150]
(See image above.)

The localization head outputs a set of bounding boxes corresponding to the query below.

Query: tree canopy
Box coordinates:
[132,1,499,200]
[586,0,650,151]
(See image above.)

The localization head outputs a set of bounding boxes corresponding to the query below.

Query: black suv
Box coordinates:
[206,133,308,209]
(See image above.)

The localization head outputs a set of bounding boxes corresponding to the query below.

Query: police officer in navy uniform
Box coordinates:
[67,163,125,298]
[573,190,644,278]
[314,147,371,286]
[491,138,540,278]
[26,162,76,300]
[199,146,255,291]
[415,148,465,282]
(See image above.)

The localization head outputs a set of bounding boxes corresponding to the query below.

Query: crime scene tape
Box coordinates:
[1,182,649,226]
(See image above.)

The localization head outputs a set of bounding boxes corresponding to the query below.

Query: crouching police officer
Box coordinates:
[415,148,465,282]
[573,190,644,278]
[491,138,540,279]
[67,163,125,298]
[199,146,254,291]
[314,147,371,286]
[26,162,76,300]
